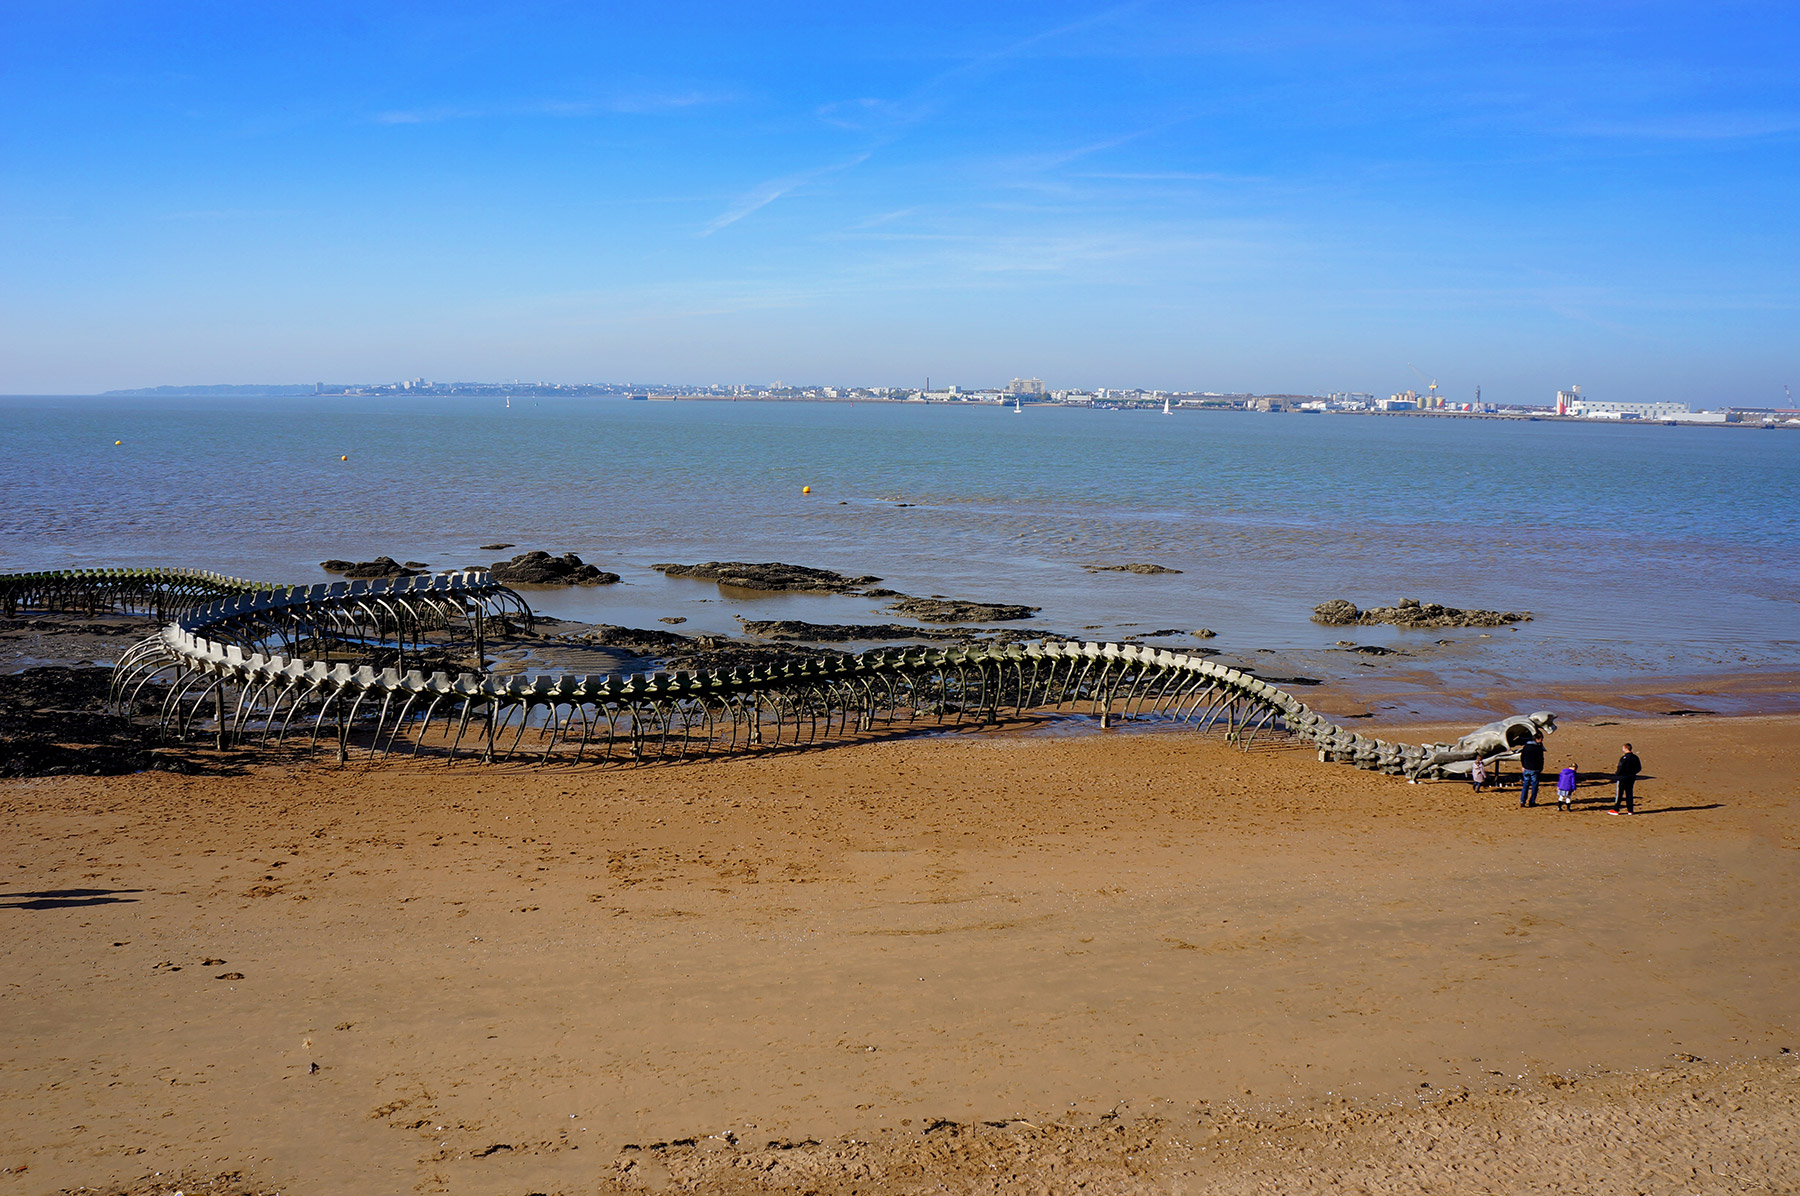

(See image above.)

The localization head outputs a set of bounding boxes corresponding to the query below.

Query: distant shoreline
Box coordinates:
[8,389,1793,429]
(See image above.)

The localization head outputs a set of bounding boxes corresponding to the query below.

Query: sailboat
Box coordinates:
[1163,395,1171,414]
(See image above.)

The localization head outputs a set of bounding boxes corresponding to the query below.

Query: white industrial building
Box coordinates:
[1567,398,1692,420]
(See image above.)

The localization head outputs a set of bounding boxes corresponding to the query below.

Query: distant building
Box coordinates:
[1568,398,1691,420]
[1555,386,1582,415]
[1007,377,1046,395]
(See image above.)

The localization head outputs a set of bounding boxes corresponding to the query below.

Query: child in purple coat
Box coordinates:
[1556,764,1579,811]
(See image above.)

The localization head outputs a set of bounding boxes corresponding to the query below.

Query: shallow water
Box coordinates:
[3,394,1796,686]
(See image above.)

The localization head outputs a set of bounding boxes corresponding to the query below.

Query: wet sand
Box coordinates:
[2,711,1796,1194]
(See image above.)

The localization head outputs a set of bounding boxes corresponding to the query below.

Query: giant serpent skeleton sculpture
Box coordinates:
[4,568,1552,776]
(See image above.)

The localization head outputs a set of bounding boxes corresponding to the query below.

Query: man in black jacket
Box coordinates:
[1612,743,1643,814]
[1519,734,1546,808]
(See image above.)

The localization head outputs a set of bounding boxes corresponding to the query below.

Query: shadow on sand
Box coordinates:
[0,887,143,910]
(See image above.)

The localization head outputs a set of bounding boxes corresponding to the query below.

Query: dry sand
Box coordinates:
[2,714,1796,1194]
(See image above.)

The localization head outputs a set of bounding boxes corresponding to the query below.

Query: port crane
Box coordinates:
[1406,363,1440,405]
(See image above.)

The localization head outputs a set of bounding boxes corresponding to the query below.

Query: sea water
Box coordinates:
[3,393,1797,688]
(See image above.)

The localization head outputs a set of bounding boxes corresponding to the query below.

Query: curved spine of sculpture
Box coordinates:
[6,569,1550,775]
[0,567,276,619]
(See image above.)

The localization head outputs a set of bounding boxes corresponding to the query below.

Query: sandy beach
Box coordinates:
[3,708,1796,1194]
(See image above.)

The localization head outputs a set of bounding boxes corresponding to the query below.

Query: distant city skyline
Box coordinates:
[2,2,1796,405]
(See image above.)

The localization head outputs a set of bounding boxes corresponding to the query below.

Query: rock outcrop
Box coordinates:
[739,619,967,643]
[1083,563,1184,575]
[652,562,880,593]
[887,596,1039,624]
[320,556,423,580]
[562,624,698,653]
[488,551,618,585]
[1313,597,1530,629]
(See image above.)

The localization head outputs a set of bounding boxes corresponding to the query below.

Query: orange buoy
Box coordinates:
[802,485,812,494]
[340,455,348,461]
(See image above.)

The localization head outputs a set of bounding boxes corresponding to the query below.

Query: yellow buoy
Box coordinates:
[114,440,121,445]
[340,455,348,461]
[802,485,811,494]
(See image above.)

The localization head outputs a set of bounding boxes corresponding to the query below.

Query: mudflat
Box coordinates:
[2,714,1796,1194]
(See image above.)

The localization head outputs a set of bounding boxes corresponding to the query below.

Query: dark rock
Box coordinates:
[320,556,422,580]
[1083,563,1184,575]
[979,627,1075,645]
[402,561,430,569]
[739,619,968,643]
[667,643,851,672]
[658,616,687,625]
[479,543,515,550]
[1312,597,1531,629]
[651,562,881,593]
[0,616,148,639]
[1144,629,1189,637]
[1194,628,1217,639]
[564,623,843,674]
[886,595,1039,624]
[861,588,902,599]
[489,550,618,586]
[0,666,206,777]
[564,624,696,653]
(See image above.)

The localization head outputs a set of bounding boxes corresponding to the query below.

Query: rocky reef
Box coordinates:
[0,666,201,777]
[886,596,1040,624]
[561,623,849,673]
[652,562,880,593]
[739,619,968,643]
[487,551,618,585]
[320,556,428,579]
[1082,563,1184,575]
[1312,597,1531,629]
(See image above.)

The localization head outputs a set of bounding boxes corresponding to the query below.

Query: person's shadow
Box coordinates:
[1573,775,1721,815]
[0,888,142,910]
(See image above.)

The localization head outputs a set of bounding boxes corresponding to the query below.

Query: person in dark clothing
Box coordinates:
[1518,735,1546,808]
[1612,743,1643,814]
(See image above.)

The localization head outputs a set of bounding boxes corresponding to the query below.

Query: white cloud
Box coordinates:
[1569,112,1800,140]
[698,153,872,237]
[372,93,726,125]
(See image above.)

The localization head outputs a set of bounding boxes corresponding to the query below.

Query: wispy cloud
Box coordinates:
[698,153,872,236]
[1569,111,1800,140]
[847,207,921,230]
[816,3,1141,135]
[1077,170,1263,182]
[1001,128,1162,174]
[373,93,724,125]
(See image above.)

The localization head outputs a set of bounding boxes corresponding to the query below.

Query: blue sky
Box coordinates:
[2,2,1796,403]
